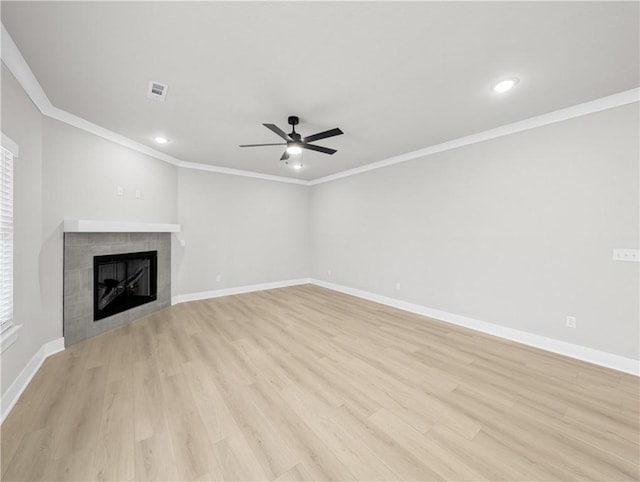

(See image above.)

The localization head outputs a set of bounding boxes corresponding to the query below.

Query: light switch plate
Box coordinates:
[613,249,640,262]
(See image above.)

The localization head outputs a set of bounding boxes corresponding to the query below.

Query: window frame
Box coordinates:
[0,133,20,353]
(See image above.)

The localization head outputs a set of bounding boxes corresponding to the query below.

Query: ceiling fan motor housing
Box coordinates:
[239,116,343,160]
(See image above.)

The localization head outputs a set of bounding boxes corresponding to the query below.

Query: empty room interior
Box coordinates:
[1,1,639,481]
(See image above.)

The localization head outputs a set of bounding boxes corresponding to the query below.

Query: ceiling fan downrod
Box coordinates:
[288,116,301,141]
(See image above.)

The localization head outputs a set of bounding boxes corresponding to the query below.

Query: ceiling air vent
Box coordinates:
[147,81,168,102]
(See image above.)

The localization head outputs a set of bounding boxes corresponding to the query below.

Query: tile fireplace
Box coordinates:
[62,223,178,346]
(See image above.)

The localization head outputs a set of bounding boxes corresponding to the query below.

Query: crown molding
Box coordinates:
[179,160,309,185]
[1,24,52,113]
[1,24,307,185]
[51,105,307,184]
[3,23,638,187]
[48,105,184,167]
[309,87,640,185]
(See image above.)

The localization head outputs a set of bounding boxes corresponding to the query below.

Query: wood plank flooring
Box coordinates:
[1,284,638,481]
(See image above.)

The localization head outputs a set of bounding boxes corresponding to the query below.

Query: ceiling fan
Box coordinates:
[239,116,343,162]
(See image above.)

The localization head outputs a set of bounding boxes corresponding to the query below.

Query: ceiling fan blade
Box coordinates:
[263,123,291,141]
[303,127,343,143]
[302,143,337,155]
[239,143,287,147]
[280,150,290,161]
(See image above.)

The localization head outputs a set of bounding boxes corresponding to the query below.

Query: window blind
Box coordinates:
[0,145,14,334]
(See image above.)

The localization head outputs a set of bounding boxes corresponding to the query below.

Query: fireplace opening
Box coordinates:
[93,250,157,321]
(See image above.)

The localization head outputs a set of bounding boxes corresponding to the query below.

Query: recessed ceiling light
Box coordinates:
[292,163,302,170]
[154,136,168,144]
[492,78,519,93]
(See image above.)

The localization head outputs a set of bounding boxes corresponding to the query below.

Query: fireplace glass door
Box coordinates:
[93,250,157,320]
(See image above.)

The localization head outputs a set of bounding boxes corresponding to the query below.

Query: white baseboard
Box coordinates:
[3,280,633,426]
[167,277,638,375]
[1,337,65,423]
[171,278,311,305]
[309,279,639,376]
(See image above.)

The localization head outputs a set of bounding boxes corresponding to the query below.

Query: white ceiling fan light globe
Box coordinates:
[492,78,519,93]
[286,144,302,155]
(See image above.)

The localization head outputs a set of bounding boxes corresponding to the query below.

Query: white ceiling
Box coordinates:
[2,2,638,181]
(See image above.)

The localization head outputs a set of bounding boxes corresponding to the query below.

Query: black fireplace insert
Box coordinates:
[93,250,157,321]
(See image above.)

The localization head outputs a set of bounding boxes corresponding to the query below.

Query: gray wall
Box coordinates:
[41,117,179,340]
[2,62,310,397]
[1,63,180,396]
[310,103,639,360]
[1,66,47,395]
[175,168,309,296]
[2,57,638,400]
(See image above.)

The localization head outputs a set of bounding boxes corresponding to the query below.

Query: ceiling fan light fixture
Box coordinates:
[492,78,519,93]
[239,116,343,161]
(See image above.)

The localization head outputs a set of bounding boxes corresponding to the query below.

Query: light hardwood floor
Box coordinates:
[1,284,638,481]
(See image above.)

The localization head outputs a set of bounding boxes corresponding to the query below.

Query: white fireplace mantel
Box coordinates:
[63,219,181,233]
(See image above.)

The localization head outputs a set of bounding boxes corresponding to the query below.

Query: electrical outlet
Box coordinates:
[327,269,332,276]
[566,316,577,328]
[613,249,640,262]
[179,239,186,247]
[216,274,222,282]
[395,282,401,291]
[117,185,124,196]
[135,189,142,199]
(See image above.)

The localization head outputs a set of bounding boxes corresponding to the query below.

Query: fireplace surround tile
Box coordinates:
[63,232,171,346]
